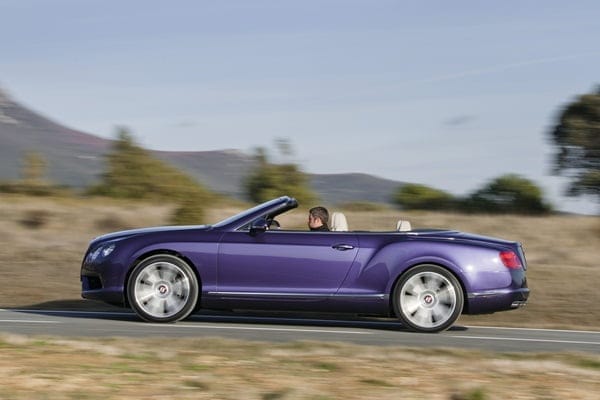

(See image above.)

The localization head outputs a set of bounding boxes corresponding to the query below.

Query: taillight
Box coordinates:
[500,250,522,269]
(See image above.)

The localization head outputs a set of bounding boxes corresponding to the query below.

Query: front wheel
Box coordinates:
[393,265,463,333]
[127,254,199,323]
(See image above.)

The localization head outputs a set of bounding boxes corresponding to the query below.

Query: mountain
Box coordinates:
[310,173,401,204]
[0,87,109,188]
[0,86,403,205]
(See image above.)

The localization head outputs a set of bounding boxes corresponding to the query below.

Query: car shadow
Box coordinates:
[8,299,469,333]
[188,311,469,332]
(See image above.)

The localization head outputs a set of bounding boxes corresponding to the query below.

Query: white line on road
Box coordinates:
[0,319,60,324]
[451,335,600,346]
[147,323,372,335]
[464,325,600,334]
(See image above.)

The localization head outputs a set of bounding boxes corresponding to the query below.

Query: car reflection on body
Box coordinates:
[81,196,529,333]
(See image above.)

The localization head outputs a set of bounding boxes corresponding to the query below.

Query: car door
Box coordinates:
[216,230,359,296]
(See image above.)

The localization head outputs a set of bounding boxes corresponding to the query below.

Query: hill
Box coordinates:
[0,86,403,204]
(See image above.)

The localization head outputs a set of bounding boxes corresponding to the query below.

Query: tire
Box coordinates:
[393,264,463,333]
[127,254,199,323]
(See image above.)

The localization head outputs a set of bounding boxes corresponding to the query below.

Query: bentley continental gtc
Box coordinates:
[81,196,529,333]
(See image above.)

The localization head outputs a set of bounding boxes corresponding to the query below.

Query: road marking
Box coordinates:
[2,310,600,336]
[451,335,600,346]
[465,325,600,334]
[0,319,60,324]
[147,323,372,335]
[0,309,130,317]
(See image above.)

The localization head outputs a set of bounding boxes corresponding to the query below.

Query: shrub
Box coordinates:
[0,182,72,197]
[463,174,552,214]
[95,216,131,231]
[393,183,455,210]
[171,199,205,225]
[20,209,51,229]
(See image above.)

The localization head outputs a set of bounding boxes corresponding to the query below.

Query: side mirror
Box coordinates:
[249,217,269,235]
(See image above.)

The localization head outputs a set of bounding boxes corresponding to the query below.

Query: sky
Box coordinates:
[0,0,598,214]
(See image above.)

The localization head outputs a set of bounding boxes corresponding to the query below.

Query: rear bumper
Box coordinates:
[466,288,529,314]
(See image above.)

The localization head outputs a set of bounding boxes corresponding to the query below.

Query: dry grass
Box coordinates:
[0,194,172,307]
[0,335,599,399]
[0,194,599,330]
[1,195,599,399]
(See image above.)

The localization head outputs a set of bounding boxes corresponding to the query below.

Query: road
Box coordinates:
[1,308,599,353]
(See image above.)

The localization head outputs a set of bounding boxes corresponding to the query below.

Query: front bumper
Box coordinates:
[81,259,127,306]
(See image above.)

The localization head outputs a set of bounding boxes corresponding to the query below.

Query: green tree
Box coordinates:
[393,183,455,210]
[465,174,551,214]
[89,127,212,223]
[244,142,316,205]
[549,87,600,202]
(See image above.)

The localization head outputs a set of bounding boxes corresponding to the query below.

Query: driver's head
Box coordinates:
[308,206,329,230]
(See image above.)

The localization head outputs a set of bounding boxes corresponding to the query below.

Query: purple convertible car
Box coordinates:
[81,196,529,333]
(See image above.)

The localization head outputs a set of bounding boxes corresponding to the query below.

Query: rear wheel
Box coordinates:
[393,264,463,333]
[127,254,199,323]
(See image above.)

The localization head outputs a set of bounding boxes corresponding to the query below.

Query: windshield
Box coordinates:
[212,197,289,228]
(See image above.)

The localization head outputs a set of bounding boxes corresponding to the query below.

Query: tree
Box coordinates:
[393,183,454,210]
[393,176,551,214]
[21,151,47,185]
[465,174,551,214]
[549,87,600,202]
[89,127,212,223]
[244,142,316,205]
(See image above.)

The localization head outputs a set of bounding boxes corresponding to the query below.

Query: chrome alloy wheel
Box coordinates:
[128,255,199,322]
[394,265,463,332]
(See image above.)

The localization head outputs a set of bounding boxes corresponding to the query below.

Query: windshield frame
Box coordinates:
[212,196,298,230]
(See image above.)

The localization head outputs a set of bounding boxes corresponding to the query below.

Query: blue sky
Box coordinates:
[1,0,598,213]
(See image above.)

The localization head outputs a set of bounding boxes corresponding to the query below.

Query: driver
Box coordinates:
[308,206,330,231]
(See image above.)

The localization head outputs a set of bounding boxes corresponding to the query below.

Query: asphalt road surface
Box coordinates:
[1,308,599,353]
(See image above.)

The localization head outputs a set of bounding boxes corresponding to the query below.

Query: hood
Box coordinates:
[90,225,210,246]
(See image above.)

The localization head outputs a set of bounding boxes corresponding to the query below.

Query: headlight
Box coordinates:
[101,244,116,257]
[89,243,116,262]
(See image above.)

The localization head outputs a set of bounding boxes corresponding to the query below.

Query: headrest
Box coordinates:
[330,212,349,231]
[396,220,412,231]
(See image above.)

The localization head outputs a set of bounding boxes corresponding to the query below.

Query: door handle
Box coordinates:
[332,244,355,251]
